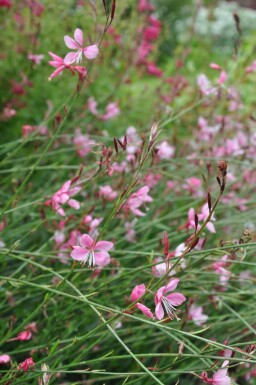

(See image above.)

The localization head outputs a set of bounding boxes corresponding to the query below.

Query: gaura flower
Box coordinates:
[154,278,186,320]
[64,28,99,65]
[48,52,87,80]
[130,284,146,302]
[18,357,35,371]
[201,360,231,385]
[0,354,11,364]
[71,234,113,267]
[45,179,81,217]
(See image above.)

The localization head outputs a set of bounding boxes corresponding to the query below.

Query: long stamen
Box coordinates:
[162,297,179,320]
[80,250,95,267]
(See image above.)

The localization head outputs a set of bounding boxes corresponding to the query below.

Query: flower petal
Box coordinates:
[64,35,79,49]
[74,28,83,46]
[94,251,110,266]
[155,301,164,320]
[68,199,80,210]
[70,246,87,261]
[95,240,113,251]
[131,284,146,302]
[64,51,79,65]
[48,52,63,62]
[164,278,180,293]
[166,292,186,306]
[80,234,94,248]
[136,303,153,318]
[83,45,99,59]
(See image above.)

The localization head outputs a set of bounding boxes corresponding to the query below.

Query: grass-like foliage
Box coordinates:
[0,1,256,384]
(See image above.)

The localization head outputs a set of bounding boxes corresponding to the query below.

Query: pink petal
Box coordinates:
[166,292,186,306]
[206,222,216,233]
[48,52,63,62]
[68,199,80,210]
[64,35,79,49]
[56,207,66,216]
[164,278,180,293]
[155,302,164,320]
[49,61,63,69]
[64,51,79,65]
[74,28,83,46]
[61,180,72,192]
[80,234,94,248]
[94,251,110,266]
[70,246,87,261]
[83,45,99,59]
[60,193,69,204]
[131,284,146,302]
[155,286,165,303]
[0,354,11,364]
[95,240,113,251]
[136,303,153,318]
[49,66,65,80]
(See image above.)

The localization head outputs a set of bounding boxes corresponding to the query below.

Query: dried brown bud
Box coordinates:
[217,160,228,177]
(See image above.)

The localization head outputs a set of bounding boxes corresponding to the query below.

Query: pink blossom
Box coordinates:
[136,303,154,318]
[138,0,155,12]
[218,71,228,85]
[143,26,160,41]
[146,62,163,77]
[212,255,231,285]
[7,330,32,342]
[152,257,176,278]
[246,60,256,73]
[48,52,87,80]
[125,220,137,243]
[188,304,208,326]
[197,74,215,95]
[83,215,102,237]
[70,234,113,267]
[125,186,153,217]
[73,129,95,157]
[130,284,146,302]
[64,28,99,64]
[157,141,175,160]
[45,179,81,217]
[154,278,186,320]
[201,360,231,385]
[28,53,44,65]
[100,102,120,121]
[18,357,35,371]
[88,96,99,115]
[0,354,11,364]
[99,185,118,201]
[198,203,216,233]
[0,0,11,8]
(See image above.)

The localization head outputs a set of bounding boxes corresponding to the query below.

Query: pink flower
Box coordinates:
[212,255,231,286]
[154,278,186,320]
[99,185,118,201]
[0,354,11,364]
[100,102,120,120]
[188,304,208,326]
[146,62,163,77]
[201,360,231,385]
[157,141,175,159]
[198,203,216,233]
[138,0,155,12]
[48,52,87,80]
[136,303,154,318]
[45,179,81,217]
[18,357,35,371]
[0,0,12,8]
[246,60,256,73]
[7,330,32,342]
[73,129,95,157]
[88,97,99,115]
[125,186,153,217]
[70,234,113,267]
[130,284,146,302]
[64,28,99,65]
[28,53,44,65]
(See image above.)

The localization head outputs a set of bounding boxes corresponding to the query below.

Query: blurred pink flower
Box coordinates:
[154,278,186,320]
[8,330,32,342]
[88,97,99,115]
[0,354,11,364]
[100,102,120,121]
[71,234,113,267]
[0,0,12,8]
[28,53,44,65]
[18,357,35,371]
[138,0,155,12]
[125,220,137,243]
[45,179,81,217]
[125,186,153,217]
[130,284,146,302]
[198,203,216,233]
[99,185,118,201]
[146,62,163,77]
[73,129,95,157]
[188,304,208,326]
[157,141,175,159]
[212,255,231,286]
[64,28,99,64]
